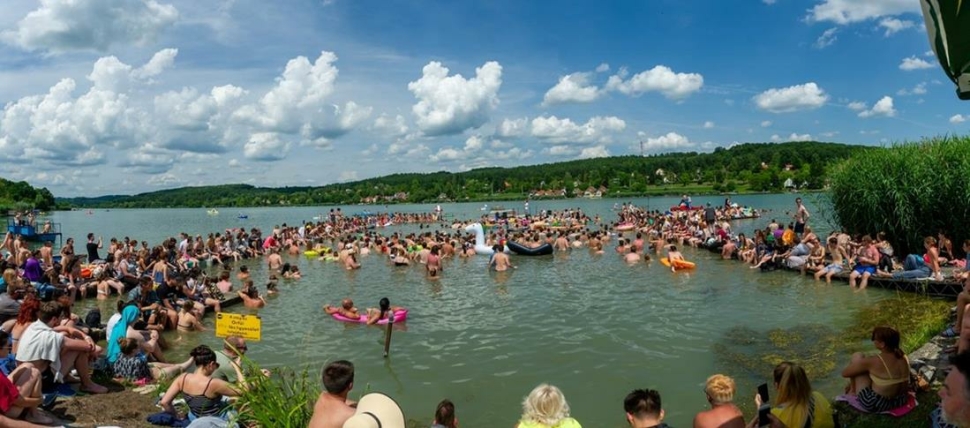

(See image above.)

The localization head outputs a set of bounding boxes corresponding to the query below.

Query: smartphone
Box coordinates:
[758,405,771,427]
[757,383,770,404]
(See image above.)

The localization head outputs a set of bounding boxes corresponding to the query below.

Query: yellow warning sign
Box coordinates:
[215,313,261,341]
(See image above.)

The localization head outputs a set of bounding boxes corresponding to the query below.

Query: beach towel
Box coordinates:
[15,321,64,382]
[106,305,140,364]
[146,411,191,427]
[835,392,917,417]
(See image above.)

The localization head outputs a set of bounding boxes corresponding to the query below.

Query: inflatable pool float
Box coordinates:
[304,250,320,258]
[615,223,635,232]
[660,258,696,270]
[331,309,408,324]
[669,206,703,212]
[506,241,553,256]
[464,223,507,255]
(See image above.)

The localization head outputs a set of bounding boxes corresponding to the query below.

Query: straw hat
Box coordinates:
[342,393,405,428]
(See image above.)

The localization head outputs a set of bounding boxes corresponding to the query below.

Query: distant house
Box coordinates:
[784,163,794,171]
[783,178,796,190]
[583,186,603,198]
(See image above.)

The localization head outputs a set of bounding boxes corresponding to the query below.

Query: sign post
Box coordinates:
[214,313,262,341]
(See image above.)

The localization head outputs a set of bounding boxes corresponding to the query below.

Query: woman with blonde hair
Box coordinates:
[516,384,581,428]
[749,362,833,428]
[695,374,745,428]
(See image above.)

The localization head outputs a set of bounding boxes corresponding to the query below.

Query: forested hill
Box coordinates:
[0,178,56,212]
[59,141,871,208]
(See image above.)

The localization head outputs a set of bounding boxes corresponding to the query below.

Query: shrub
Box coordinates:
[828,135,970,256]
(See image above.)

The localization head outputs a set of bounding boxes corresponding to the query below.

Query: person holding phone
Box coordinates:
[747,361,834,428]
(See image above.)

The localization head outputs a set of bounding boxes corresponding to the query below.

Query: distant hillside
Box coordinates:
[58,141,873,208]
[0,178,56,212]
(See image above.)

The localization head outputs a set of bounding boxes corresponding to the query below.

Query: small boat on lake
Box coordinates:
[207,209,219,215]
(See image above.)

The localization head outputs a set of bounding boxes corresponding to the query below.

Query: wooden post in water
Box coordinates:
[383,311,394,358]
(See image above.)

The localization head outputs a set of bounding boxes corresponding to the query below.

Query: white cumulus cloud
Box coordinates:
[234,51,371,141]
[372,114,409,137]
[496,117,529,138]
[579,145,610,159]
[605,65,704,100]
[531,115,626,144]
[244,132,289,161]
[950,114,967,124]
[858,96,896,118]
[753,82,829,113]
[408,60,502,136]
[772,133,813,142]
[847,101,867,111]
[879,18,914,36]
[814,28,838,49]
[542,72,602,105]
[899,56,935,71]
[0,50,187,166]
[641,132,695,151]
[703,121,715,129]
[761,120,773,127]
[808,0,918,25]
[897,82,927,96]
[1,0,179,53]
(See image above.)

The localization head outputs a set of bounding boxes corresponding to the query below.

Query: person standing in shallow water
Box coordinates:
[793,197,810,238]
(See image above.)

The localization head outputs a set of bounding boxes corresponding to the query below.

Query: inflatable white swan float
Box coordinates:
[464,223,508,255]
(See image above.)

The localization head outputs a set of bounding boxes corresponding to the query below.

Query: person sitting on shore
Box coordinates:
[694,374,745,428]
[324,299,360,319]
[366,297,404,325]
[431,399,458,428]
[112,337,192,384]
[0,330,51,425]
[308,360,356,428]
[160,345,241,422]
[938,350,970,427]
[751,361,834,428]
[516,383,581,428]
[17,301,107,394]
[624,388,670,428]
[841,326,911,413]
[848,235,880,289]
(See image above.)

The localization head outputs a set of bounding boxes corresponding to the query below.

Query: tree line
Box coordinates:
[56,141,869,208]
[0,178,55,213]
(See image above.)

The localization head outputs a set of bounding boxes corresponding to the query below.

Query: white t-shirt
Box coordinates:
[105,312,122,338]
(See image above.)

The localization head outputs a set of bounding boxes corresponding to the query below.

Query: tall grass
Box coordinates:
[233,357,319,428]
[828,135,970,255]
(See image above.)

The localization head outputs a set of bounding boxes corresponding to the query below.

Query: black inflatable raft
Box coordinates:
[506,241,553,256]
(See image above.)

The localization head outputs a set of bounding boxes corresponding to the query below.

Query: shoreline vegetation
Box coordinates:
[55,141,862,209]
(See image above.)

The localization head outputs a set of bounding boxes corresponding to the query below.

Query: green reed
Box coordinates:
[232,357,319,428]
[828,135,970,256]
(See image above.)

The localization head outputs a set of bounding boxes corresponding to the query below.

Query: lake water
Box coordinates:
[54,193,898,426]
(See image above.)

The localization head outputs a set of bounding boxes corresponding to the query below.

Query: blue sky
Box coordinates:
[0,0,964,197]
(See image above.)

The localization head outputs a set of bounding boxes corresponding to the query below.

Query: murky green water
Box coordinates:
[55,194,898,426]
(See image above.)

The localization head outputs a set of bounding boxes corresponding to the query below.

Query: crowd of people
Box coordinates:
[0,197,968,426]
